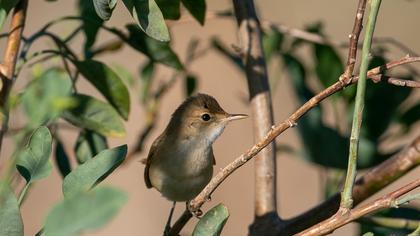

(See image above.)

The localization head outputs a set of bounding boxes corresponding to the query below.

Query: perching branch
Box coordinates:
[232,0,281,235]
[341,0,382,210]
[0,0,28,155]
[295,178,420,236]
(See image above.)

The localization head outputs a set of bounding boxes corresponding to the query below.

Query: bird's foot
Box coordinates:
[186,201,203,219]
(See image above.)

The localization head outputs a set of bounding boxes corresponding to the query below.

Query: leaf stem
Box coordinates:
[17,182,30,206]
[340,0,382,210]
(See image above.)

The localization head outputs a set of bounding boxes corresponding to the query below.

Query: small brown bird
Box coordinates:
[144,93,247,203]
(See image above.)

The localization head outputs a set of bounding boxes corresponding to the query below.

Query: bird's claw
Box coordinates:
[187,201,203,218]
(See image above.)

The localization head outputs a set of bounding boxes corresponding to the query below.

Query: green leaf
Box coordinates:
[16,126,52,183]
[313,44,344,89]
[125,24,182,69]
[79,0,104,56]
[62,94,126,138]
[262,27,283,61]
[62,145,127,198]
[181,0,206,25]
[110,63,134,85]
[362,233,374,236]
[193,203,229,236]
[155,0,180,20]
[121,0,170,42]
[75,130,108,164]
[44,186,127,236]
[73,60,131,120]
[140,61,155,103]
[0,0,19,31]
[0,185,23,236]
[185,74,197,96]
[93,0,117,21]
[22,68,74,128]
[55,141,72,178]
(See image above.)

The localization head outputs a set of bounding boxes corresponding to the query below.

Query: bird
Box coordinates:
[143,93,247,230]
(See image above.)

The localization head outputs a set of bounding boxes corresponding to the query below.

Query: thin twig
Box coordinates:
[295,179,420,236]
[341,0,367,84]
[341,0,382,210]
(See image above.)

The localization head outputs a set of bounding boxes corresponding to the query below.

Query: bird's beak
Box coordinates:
[226,113,248,121]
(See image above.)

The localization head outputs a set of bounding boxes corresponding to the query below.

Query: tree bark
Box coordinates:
[232,0,282,235]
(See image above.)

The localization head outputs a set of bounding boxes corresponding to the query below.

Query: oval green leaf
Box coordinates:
[193,203,229,236]
[93,0,117,21]
[62,145,127,198]
[73,60,130,120]
[75,130,108,164]
[122,0,170,42]
[62,94,126,138]
[16,126,52,183]
[22,68,74,128]
[0,184,23,236]
[44,186,127,236]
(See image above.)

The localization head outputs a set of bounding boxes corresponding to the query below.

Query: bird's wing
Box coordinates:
[144,134,164,188]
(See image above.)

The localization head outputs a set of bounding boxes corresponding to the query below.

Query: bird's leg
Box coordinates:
[163,201,176,236]
[186,201,203,219]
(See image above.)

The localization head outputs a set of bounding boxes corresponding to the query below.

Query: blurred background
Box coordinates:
[1,0,419,235]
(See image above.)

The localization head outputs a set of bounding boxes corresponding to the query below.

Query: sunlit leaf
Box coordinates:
[93,0,117,21]
[0,185,23,236]
[121,0,170,42]
[155,0,180,20]
[125,24,182,69]
[75,130,108,164]
[193,203,229,236]
[55,140,72,178]
[181,0,206,25]
[62,94,126,138]
[0,0,19,30]
[110,63,135,85]
[16,127,52,183]
[62,145,127,198]
[22,68,74,128]
[73,60,130,120]
[44,186,127,236]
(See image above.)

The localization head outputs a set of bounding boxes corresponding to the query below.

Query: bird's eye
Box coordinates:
[201,113,211,121]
